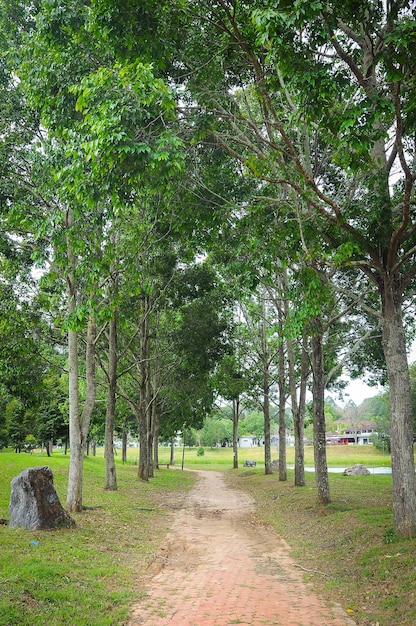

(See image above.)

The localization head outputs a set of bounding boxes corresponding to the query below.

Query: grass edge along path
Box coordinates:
[1,445,415,626]
[0,451,195,626]
[224,466,416,626]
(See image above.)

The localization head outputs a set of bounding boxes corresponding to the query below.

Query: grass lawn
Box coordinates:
[1,444,415,626]
[222,446,416,626]
[156,441,393,470]
[0,449,195,625]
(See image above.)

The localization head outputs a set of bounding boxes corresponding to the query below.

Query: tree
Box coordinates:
[184,0,416,537]
[3,0,186,505]
[215,352,248,468]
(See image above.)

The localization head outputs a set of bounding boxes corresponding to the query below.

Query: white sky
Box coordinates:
[331,340,416,407]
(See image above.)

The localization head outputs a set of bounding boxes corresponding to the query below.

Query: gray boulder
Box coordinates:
[243,460,256,467]
[271,459,279,469]
[343,463,370,476]
[9,466,75,530]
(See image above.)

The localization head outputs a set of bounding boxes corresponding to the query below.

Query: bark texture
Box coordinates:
[381,278,416,537]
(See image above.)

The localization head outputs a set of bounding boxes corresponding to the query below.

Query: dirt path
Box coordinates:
[128,470,356,626]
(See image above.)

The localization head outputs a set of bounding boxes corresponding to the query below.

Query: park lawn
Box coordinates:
[157,441,393,470]
[0,450,195,626]
[224,462,416,626]
[1,444,414,626]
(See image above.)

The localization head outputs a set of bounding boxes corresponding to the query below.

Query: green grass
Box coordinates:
[223,460,416,626]
[0,444,414,626]
[0,449,195,626]
[157,442,393,470]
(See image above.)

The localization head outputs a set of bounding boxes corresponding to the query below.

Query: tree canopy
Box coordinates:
[0,0,415,535]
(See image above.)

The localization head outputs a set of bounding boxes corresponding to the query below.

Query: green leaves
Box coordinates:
[66,60,184,188]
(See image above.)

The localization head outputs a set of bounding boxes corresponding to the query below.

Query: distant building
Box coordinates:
[238,433,295,447]
[326,420,377,445]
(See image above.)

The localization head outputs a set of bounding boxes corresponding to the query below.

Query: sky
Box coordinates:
[328,340,416,407]
[332,378,384,407]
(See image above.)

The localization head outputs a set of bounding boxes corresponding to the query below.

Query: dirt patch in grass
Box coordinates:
[224,468,416,626]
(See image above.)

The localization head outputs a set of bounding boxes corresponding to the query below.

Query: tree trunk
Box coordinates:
[170,437,175,465]
[66,317,97,512]
[65,205,97,512]
[287,333,306,487]
[138,295,151,481]
[264,398,272,474]
[152,402,159,469]
[311,318,330,505]
[232,396,239,469]
[294,336,309,486]
[263,372,272,475]
[122,427,127,464]
[277,300,287,481]
[104,314,118,490]
[381,277,416,537]
[66,209,81,511]
[259,296,272,475]
[147,362,154,478]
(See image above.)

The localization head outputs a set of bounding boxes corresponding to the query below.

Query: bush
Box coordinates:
[197,447,205,456]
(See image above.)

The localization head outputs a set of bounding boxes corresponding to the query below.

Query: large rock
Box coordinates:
[243,460,256,467]
[343,463,370,476]
[9,466,75,530]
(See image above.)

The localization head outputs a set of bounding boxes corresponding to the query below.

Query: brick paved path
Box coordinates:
[128,470,356,626]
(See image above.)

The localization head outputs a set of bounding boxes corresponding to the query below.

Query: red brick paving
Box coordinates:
[128,470,356,626]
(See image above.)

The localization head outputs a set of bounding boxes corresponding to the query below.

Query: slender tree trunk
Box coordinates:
[287,333,306,487]
[232,396,239,469]
[294,336,309,485]
[152,319,160,470]
[147,365,154,479]
[65,209,82,512]
[153,412,159,469]
[104,314,118,490]
[283,265,306,487]
[138,295,150,481]
[170,437,175,465]
[263,371,272,475]
[66,317,97,512]
[122,427,127,464]
[311,318,330,505]
[259,295,272,475]
[381,278,416,537]
[277,301,287,481]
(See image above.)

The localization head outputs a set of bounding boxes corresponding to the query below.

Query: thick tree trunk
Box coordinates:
[381,278,416,537]
[104,314,118,490]
[232,396,239,469]
[311,319,330,505]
